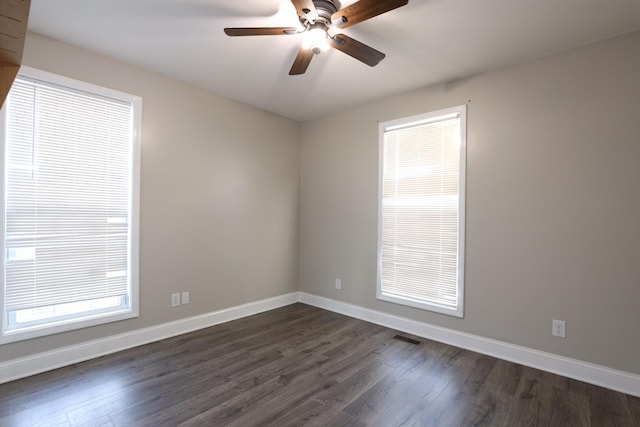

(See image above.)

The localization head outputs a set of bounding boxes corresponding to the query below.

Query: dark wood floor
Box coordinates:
[1,303,639,426]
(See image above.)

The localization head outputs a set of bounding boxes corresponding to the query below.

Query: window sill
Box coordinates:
[1,308,139,345]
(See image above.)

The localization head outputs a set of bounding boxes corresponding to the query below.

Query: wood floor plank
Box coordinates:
[234,358,393,427]
[0,303,638,427]
[483,358,525,396]
[552,373,594,398]
[353,360,450,425]
[589,385,635,426]
[629,395,640,424]
[461,388,514,426]
[110,349,285,425]
[514,366,556,425]
[258,338,424,425]
[181,370,334,426]
[370,346,496,426]
[549,387,592,426]
[119,317,349,425]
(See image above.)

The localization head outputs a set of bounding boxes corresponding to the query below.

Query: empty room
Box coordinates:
[1,0,639,425]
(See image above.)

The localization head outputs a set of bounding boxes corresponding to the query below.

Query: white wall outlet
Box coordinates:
[171,293,181,307]
[552,319,566,338]
[181,291,190,305]
[335,279,342,290]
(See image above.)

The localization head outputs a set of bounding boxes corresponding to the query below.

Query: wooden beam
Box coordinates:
[0,63,19,106]
[0,0,31,107]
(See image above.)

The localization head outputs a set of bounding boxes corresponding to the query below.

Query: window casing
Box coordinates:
[377,105,466,317]
[0,67,141,343]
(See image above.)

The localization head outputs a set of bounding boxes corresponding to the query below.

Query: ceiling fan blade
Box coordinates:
[291,0,318,21]
[224,27,298,36]
[289,48,315,75]
[332,0,409,29]
[329,34,385,67]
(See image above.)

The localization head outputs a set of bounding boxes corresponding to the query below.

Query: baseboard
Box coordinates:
[0,292,299,385]
[298,292,640,398]
[3,291,639,398]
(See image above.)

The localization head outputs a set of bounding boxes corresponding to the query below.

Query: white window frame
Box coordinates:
[0,66,141,343]
[377,105,466,317]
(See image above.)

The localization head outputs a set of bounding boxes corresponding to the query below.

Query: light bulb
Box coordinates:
[304,26,329,54]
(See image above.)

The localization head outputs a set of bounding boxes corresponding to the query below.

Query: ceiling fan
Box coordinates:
[224,0,409,75]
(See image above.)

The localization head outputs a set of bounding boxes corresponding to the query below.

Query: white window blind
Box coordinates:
[378,106,466,317]
[2,68,140,341]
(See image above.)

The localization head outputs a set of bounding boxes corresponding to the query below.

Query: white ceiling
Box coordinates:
[28,0,640,122]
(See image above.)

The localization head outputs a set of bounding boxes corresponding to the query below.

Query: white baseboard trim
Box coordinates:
[0,292,299,385]
[299,292,640,398]
[3,291,639,398]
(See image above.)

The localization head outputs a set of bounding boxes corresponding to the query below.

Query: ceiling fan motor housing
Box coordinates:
[306,0,339,26]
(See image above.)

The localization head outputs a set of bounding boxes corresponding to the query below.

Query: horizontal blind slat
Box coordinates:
[380,114,462,311]
[4,77,133,312]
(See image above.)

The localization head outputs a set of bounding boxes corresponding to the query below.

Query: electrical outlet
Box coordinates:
[335,279,342,290]
[171,293,181,307]
[181,291,190,305]
[552,319,566,338]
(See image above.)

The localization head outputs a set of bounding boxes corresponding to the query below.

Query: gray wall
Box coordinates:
[0,33,301,362]
[299,31,640,375]
[4,31,639,378]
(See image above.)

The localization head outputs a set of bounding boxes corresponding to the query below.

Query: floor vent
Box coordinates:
[393,334,421,345]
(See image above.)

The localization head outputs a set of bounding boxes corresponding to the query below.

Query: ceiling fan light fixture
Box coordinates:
[224,0,410,75]
[304,25,329,54]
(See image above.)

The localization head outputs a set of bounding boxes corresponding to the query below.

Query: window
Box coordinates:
[0,67,141,343]
[377,105,466,317]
